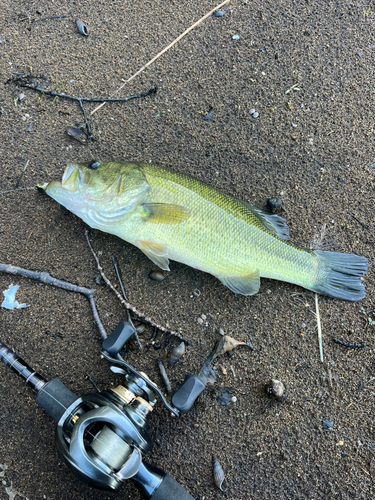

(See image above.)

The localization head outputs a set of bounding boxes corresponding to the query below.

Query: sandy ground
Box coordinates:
[0,1,374,499]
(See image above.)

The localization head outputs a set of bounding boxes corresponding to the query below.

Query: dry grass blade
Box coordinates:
[311,225,327,363]
[90,0,231,116]
[315,293,323,362]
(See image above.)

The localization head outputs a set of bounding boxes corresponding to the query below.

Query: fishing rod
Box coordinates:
[0,331,197,500]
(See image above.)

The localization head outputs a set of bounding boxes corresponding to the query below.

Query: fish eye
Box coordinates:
[89,160,101,170]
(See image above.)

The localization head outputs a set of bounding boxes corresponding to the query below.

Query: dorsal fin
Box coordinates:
[239,201,289,241]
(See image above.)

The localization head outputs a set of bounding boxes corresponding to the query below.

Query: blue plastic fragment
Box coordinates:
[1,284,27,309]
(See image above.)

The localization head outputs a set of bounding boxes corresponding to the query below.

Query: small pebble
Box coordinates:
[231,396,237,403]
[252,111,259,118]
[267,197,282,211]
[249,108,256,115]
[232,34,240,40]
[149,270,165,282]
[201,314,207,321]
[219,328,225,336]
[18,93,25,101]
[66,127,84,139]
[197,317,204,325]
[265,379,288,402]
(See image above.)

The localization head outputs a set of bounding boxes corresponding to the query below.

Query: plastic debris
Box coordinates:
[204,107,213,120]
[322,419,335,431]
[233,34,240,40]
[1,284,28,309]
[216,386,235,406]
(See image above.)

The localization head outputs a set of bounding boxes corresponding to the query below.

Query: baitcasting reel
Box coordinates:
[0,338,195,500]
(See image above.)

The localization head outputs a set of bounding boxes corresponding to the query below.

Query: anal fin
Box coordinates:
[217,270,260,296]
[137,240,170,271]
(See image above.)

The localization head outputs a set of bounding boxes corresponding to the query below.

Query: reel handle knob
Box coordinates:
[171,374,205,414]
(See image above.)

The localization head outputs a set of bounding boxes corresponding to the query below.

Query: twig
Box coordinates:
[33,15,67,23]
[12,78,156,139]
[315,293,323,362]
[85,231,188,343]
[15,160,29,189]
[0,262,107,340]
[0,186,36,196]
[333,338,366,349]
[157,359,172,393]
[111,256,142,350]
[347,212,369,231]
[90,0,231,116]
[295,362,310,372]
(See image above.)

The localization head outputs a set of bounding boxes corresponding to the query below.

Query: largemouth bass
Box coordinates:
[42,161,368,300]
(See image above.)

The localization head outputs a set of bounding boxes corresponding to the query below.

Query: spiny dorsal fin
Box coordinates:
[240,201,289,241]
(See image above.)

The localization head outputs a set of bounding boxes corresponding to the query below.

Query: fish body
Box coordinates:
[43,161,368,300]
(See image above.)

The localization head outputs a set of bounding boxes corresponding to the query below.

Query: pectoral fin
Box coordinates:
[137,240,170,270]
[141,203,190,224]
[218,270,260,296]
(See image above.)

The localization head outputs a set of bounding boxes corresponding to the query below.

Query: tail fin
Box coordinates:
[313,250,368,301]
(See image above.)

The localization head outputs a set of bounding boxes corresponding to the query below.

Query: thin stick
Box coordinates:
[111,256,143,350]
[15,160,30,189]
[315,293,323,362]
[15,82,156,138]
[90,0,231,116]
[0,186,36,196]
[0,262,107,340]
[85,231,188,343]
[157,359,172,393]
[33,15,67,23]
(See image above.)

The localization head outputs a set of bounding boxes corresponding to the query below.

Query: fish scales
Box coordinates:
[42,161,368,300]
[140,165,313,279]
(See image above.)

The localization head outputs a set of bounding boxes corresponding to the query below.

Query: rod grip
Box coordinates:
[35,378,78,421]
[150,472,195,500]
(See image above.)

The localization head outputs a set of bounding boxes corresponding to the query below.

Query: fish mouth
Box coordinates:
[60,162,90,191]
[43,163,89,214]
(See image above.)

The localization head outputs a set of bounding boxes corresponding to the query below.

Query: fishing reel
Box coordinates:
[0,338,195,500]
